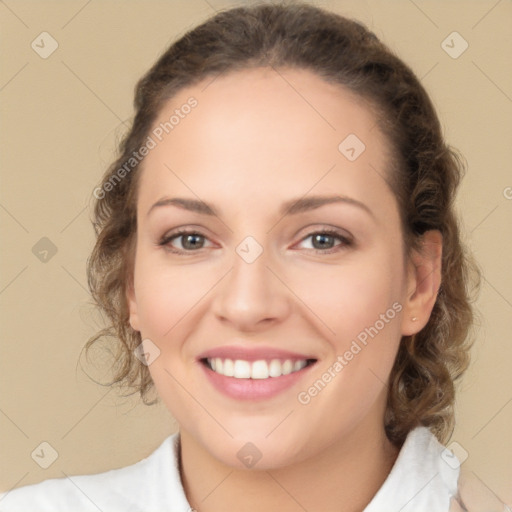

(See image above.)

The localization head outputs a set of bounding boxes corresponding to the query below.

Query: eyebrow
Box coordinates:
[147,194,374,219]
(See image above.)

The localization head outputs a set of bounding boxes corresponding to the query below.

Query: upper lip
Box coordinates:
[197,345,317,362]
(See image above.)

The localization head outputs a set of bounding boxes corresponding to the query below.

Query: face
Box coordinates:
[127,67,421,469]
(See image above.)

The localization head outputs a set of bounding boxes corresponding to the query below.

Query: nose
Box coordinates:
[211,245,292,333]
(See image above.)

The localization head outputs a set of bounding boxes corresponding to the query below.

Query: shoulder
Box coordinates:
[364,426,460,512]
[0,433,191,512]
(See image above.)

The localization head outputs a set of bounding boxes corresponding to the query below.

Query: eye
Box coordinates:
[296,229,353,254]
[158,227,353,255]
[158,229,213,253]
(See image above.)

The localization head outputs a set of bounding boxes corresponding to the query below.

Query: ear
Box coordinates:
[126,276,140,332]
[401,230,443,336]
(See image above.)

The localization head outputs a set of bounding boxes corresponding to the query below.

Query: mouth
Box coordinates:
[197,346,318,400]
[201,357,317,379]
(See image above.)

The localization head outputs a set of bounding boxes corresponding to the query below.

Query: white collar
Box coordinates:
[364,426,459,511]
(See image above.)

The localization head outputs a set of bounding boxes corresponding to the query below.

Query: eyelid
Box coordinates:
[296,224,353,243]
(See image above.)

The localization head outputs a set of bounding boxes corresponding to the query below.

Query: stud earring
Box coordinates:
[411,316,418,321]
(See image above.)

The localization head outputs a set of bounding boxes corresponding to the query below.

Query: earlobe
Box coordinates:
[402,230,443,336]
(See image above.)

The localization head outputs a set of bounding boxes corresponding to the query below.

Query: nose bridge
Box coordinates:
[212,236,290,329]
[234,237,273,292]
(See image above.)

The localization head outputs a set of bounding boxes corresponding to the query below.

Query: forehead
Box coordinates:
[137,67,394,217]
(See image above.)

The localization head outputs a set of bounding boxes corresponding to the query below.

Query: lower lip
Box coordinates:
[200,361,316,400]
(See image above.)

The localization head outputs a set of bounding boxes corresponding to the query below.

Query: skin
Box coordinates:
[127,67,442,512]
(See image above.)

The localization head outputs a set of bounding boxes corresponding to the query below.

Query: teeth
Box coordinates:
[282,360,293,375]
[223,358,234,377]
[206,358,311,379]
[269,359,282,377]
[233,360,251,378]
[294,360,307,372]
[251,360,269,379]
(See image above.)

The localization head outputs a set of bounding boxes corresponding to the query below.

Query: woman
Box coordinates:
[3,2,503,511]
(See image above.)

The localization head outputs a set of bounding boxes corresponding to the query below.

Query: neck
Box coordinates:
[178,418,400,512]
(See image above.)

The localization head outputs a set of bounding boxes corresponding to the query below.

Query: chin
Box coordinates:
[193,423,314,470]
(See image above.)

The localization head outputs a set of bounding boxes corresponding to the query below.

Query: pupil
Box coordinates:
[181,234,334,251]
[184,234,202,249]
[313,234,333,249]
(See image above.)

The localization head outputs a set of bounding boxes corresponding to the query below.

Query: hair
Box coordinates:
[85,1,479,446]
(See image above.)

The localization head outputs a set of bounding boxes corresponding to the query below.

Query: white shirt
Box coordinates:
[0,426,506,511]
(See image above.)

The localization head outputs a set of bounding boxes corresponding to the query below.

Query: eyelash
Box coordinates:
[158,228,353,255]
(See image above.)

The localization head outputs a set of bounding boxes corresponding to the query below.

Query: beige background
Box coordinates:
[1,0,511,504]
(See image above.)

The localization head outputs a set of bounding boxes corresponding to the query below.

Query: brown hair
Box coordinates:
[86,1,479,446]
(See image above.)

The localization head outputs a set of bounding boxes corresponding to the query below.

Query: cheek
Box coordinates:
[291,247,405,414]
[292,251,405,347]
[132,254,208,339]
[291,258,404,428]
[132,255,207,416]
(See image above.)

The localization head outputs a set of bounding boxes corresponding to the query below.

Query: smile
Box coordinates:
[203,358,316,379]
[199,355,318,400]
